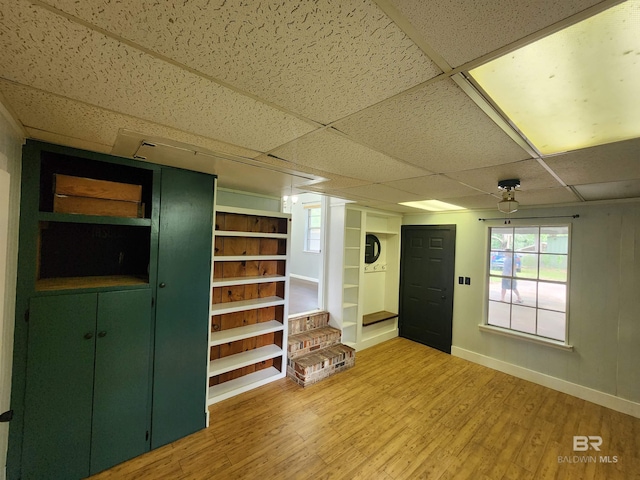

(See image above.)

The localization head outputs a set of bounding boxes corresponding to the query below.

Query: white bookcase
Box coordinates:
[207,205,290,404]
[327,203,401,350]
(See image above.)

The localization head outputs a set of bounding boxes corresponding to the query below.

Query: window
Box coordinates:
[487,226,569,342]
[304,205,321,253]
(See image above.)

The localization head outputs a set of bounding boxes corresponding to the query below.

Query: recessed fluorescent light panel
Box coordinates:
[469,1,640,155]
[400,200,466,211]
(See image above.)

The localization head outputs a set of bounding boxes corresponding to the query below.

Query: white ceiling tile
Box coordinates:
[0,1,315,151]
[543,137,640,185]
[334,183,425,203]
[268,129,432,183]
[388,0,602,67]
[446,159,563,193]
[574,179,640,201]
[333,78,530,173]
[437,194,501,210]
[25,127,112,154]
[516,187,580,206]
[0,79,260,160]
[383,174,483,198]
[41,0,441,123]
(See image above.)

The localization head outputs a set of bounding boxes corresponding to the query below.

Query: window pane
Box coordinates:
[514,227,539,253]
[491,228,513,250]
[489,277,503,302]
[541,226,569,254]
[539,254,567,281]
[308,239,320,252]
[537,310,566,341]
[511,279,537,307]
[538,282,566,312]
[517,253,538,279]
[308,229,321,240]
[309,215,321,228]
[511,305,536,334]
[488,300,511,328]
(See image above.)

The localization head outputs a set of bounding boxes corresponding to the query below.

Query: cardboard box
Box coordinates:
[54,174,142,203]
[53,194,144,218]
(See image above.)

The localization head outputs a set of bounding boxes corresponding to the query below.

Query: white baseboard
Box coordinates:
[289,273,319,284]
[451,346,640,419]
[356,329,398,351]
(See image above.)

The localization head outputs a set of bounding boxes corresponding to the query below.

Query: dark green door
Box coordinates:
[152,168,214,447]
[400,225,456,353]
[91,289,152,474]
[22,294,96,480]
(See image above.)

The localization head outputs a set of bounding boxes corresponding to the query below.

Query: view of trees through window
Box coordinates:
[487,226,570,341]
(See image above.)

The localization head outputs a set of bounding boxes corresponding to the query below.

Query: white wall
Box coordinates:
[0,103,24,480]
[403,200,640,414]
[288,193,323,282]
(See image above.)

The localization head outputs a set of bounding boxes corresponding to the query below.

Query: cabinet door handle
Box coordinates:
[159,282,166,288]
[84,332,94,340]
[98,331,107,338]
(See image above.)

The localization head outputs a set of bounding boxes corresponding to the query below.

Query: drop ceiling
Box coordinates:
[1,0,638,212]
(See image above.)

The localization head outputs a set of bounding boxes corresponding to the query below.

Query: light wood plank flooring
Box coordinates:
[90,338,640,479]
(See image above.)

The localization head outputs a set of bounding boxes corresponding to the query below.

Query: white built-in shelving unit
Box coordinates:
[327,203,401,350]
[207,205,290,405]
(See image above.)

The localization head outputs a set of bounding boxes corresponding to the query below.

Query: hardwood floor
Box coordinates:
[90,338,640,480]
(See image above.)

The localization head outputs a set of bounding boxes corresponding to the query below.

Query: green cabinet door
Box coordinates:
[91,289,152,475]
[22,294,97,480]
[152,168,214,448]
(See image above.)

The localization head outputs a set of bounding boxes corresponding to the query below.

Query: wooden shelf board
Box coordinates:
[366,230,398,235]
[344,283,358,289]
[210,296,285,315]
[214,230,287,239]
[207,366,281,405]
[213,255,287,262]
[343,302,358,309]
[211,275,286,287]
[209,320,284,346]
[344,265,360,270]
[363,310,398,327]
[342,321,357,328]
[36,275,148,291]
[39,211,151,227]
[344,246,360,250]
[208,344,283,377]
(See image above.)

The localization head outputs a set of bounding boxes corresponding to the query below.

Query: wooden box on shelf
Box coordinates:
[53,174,143,218]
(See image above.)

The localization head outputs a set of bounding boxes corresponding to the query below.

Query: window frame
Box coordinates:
[304,204,322,253]
[483,223,573,350]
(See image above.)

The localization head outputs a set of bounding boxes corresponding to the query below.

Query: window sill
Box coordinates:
[478,324,574,351]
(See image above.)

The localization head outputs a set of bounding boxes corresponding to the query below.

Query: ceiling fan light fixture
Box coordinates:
[497,178,520,213]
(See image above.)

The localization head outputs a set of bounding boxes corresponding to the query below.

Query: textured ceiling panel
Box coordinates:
[574,179,640,201]
[445,159,563,193]
[438,194,501,210]
[516,187,579,205]
[543,137,640,185]
[388,0,602,67]
[25,127,112,154]
[333,78,530,173]
[0,80,260,159]
[384,174,483,198]
[333,183,425,203]
[268,129,432,183]
[41,0,441,124]
[0,1,315,151]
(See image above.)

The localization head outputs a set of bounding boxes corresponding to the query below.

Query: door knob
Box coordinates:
[84,332,93,340]
[98,331,107,338]
[159,282,166,288]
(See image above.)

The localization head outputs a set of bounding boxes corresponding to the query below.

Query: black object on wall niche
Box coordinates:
[364,234,381,264]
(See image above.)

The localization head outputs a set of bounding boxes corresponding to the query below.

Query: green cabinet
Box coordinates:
[8,141,215,479]
[22,290,152,478]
